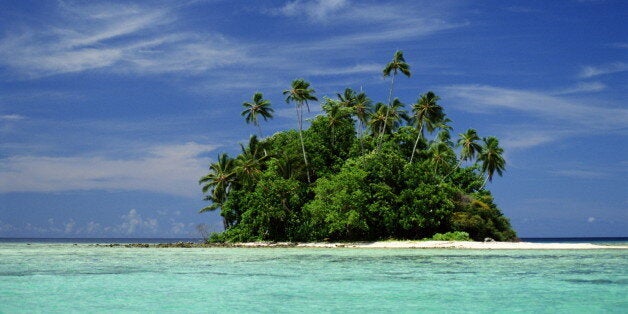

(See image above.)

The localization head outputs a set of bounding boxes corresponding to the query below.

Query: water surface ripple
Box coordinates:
[0,244,626,313]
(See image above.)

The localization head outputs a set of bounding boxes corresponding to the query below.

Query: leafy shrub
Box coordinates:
[429,231,472,241]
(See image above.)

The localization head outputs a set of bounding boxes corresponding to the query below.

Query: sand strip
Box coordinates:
[234,241,628,249]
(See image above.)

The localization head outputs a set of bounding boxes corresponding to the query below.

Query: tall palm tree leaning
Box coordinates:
[283,79,317,183]
[478,136,506,188]
[458,129,483,163]
[410,91,444,163]
[443,128,482,181]
[199,153,235,230]
[352,92,372,152]
[380,50,411,147]
[241,92,274,137]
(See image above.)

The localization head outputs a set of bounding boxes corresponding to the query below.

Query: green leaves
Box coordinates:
[199,50,516,242]
[458,129,482,162]
[241,92,274,136]
[479,136,506,184]
[383,50,411,78]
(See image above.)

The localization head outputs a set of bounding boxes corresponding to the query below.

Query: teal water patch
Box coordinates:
[0,244,626,313]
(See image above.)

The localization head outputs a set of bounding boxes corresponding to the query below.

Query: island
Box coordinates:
[199,51,517,244]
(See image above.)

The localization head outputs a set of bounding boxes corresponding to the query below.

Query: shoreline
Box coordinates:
[105,240,628,250]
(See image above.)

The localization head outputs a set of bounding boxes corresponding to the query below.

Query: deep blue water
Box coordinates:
[521,237,628,245]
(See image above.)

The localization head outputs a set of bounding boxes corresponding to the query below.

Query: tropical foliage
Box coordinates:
[200,51,516,242]
[241,92,273,137]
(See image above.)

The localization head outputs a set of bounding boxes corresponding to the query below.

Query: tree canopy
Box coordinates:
[200,51,516,243]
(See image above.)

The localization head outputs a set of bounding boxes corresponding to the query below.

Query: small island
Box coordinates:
[199,51,517,243]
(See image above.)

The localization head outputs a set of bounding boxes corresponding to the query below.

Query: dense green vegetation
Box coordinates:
[200,51,517,242]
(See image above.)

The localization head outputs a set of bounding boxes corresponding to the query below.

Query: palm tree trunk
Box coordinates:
[257,123,263,138]
[296,103,311,183]
[378,73,396,149]
[359,120,365,153]
[442,160,463,182]
[409,123,423,163]
[480,175,489,189]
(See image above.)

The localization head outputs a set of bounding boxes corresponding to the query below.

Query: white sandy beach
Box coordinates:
[236,241,628,249]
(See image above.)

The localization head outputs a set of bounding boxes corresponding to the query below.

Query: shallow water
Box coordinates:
[1,243,626,313]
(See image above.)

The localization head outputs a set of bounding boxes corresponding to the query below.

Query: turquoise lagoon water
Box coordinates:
[1,243,626,313]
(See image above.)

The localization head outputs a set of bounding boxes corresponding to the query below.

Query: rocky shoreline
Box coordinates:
[91,241,628,249]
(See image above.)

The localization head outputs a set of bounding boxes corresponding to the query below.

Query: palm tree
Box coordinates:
[283,79,318,183]
[443,129,483,181]
[458,129,483,162]
[409,91,445,163]
[431,116,453,146]
[352,92,372,151]
[478,136,506,188]
[234,135,270,187]
[380,50,411,145]
[241,92,274,137]
[368,99,406,138]
[353,92,372,129]
[322,99,352,144]
[429,142,456,176]
[275,151,301,180]
[199,153,235,229]
[368,103,389,138]
[337,88,357,108]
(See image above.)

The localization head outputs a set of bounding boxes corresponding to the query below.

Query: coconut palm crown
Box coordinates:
[409,91,445,163]
[458,129,483,162]
[478,136,506,186]
[241,92,274,137]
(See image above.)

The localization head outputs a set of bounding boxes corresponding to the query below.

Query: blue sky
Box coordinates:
[0,0,626,238]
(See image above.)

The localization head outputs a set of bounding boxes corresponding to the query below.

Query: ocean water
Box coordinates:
[0,243,626,313]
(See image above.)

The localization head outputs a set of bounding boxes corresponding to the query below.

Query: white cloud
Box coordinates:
[579,62,628,78]
[549,162,626,179]
[118,209,158,235]
[0,142,217,196]
[552,82,606,95]
[500,128,571,150]
[443,85,628,130]
[587,217,595,223]
[279,0,348,22]
[442,84,628,150]
[64,219,76,234]
[308,63,381,76]
[85,221,102,234]
[0,3,250,78]
[273,1,463,51]
[551,169,608,179]
[0,114,26,121]
[611,42,628,49]
[0,220,16,232]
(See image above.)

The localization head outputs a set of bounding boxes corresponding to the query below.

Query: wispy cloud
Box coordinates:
[499,128,573,150]
[0,142,217,196]
[443,84,628,130]
[579,62,628,78]
[442,84,628,150]
[272,1,463,51]
[0,2,250,78]
[552,81,606,95]
[0,114,25,121]
[611,42,628,49]
[307,63,381,76]
[278,0,349,22]
[551,169,608,179]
